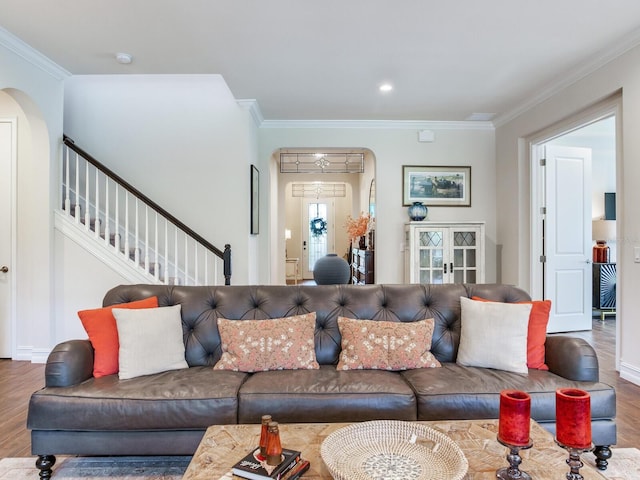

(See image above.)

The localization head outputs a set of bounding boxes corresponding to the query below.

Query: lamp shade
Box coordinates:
[592,220,616,242]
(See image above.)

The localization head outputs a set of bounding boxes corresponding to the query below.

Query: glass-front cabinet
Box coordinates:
[405,222,485,284]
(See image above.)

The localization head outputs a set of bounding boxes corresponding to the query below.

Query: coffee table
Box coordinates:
[182,419,606,479]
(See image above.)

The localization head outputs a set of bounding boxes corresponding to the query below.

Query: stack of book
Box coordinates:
[231,446,310,480]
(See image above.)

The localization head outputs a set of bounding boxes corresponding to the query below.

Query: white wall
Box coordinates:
[64,75,257,285]
[259,125,496,284]
[0,31,66,361]
[496,43,640,385]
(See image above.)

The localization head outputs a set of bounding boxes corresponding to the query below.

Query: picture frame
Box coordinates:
[402,165,471,207]
[250,165,259,234]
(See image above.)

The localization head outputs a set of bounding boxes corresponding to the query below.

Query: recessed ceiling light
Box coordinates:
[115,53,133,65]
[379,83,393,93]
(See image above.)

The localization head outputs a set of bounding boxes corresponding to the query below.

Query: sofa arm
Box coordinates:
[45,340,94,387]
[544,335,599,382]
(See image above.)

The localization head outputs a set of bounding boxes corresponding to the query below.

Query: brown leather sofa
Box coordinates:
[27,283,616,478]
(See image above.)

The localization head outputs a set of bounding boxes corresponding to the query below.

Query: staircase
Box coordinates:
[58,136,231,286]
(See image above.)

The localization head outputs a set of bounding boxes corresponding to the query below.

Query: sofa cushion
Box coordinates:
[113,305,189,380]
[237,365,417,423]
[214,313,319,372]
[457,296,531,374]
[78,296,159,378]
[27,366,248,430]
[336,317,441,370]
[472,296,551,370]
[401,363,616,423]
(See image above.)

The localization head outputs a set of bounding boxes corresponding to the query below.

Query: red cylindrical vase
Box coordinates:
[498,390,531,446]
[556,388,592,449]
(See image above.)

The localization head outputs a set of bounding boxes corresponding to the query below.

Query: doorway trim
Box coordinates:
[528,94,621,367]
[0,117,17,359]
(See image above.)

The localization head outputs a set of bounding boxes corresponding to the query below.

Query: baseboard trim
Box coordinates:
[14,346,50,364]
[619,361,640,386]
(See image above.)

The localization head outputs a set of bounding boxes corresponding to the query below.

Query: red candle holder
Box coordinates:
[497,390,533,480]
[555,389,593,480]
[556,388,591,449]
[498,390,531,446]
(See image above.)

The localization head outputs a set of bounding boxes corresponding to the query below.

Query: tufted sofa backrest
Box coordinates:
[103,283,531,366]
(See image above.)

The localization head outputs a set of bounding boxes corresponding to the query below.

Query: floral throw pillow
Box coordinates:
[213,313,319,372]
[336,317,441,371]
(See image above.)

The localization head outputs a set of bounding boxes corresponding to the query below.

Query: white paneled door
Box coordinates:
[543,145,592,332]
[0,119,16,358]
[302,199,335,279]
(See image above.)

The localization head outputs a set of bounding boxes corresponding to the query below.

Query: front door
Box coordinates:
[301,199,334,279]
[0,119,16,358]
[543,145,592,332]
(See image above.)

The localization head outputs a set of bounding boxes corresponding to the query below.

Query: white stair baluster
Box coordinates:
[114,184,120,252]
[174,227,178,284]
[154,213,160,280]
[104,177,110,246]
[84,162,91,230]
[134,198,140,265]
[204,250,209,285]
[94,168,100,238]
[74,153,80,223]
[64,147,71,215]
[124,193,130,260]
[194,241,199,286]
[144,205,149,274]
[164,219,169,284]
[184,232,189,286]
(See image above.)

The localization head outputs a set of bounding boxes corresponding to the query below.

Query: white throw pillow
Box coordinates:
[113,305,189,380]
[456,296,532,374]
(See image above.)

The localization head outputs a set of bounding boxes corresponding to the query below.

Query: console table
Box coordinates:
[593,262,616,321]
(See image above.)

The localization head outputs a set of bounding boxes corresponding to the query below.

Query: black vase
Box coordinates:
[313,254,350,285]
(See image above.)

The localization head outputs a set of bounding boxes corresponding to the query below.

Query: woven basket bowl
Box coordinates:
[320,420,468,480]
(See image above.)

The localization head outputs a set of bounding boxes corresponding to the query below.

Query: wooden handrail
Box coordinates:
[63,135,231,284]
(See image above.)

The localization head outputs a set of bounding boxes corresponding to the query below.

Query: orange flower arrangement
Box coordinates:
[344,212,372,241]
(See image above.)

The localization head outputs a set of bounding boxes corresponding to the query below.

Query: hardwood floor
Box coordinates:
[0,317,637,460]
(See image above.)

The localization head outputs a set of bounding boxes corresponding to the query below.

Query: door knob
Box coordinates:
[0,266,8,273]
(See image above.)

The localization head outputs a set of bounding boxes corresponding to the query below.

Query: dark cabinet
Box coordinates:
[593,263,616,317]
[351,248,374,285]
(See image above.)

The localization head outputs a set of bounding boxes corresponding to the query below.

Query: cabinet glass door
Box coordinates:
[452,229,477,283]
[418,230,445,284]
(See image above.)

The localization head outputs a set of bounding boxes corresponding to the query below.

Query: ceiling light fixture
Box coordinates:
[379,83,393,93]
[115,52,133,65]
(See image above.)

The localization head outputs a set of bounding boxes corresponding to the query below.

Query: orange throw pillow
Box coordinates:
[78,296,159,377]
[471,297,551,370]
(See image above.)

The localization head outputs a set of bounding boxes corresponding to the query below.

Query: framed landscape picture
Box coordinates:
[402,165,471,207]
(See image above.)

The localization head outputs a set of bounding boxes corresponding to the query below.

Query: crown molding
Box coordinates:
[237,99,264,127]
[494,26,640,128]
[0,27,70,80]
[260,119,494,130]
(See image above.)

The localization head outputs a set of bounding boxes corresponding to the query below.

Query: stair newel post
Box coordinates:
[224,244,231,285]
[64,147,71,215]
[74,152,80,223]
[94,168,100,238]
[84,161,91,231]
[104,177,110,246]
[154,212,160,281]
[134,198,140,265]
[124,192,130,260]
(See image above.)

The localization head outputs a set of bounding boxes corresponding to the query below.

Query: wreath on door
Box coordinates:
[310,217,328,237]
